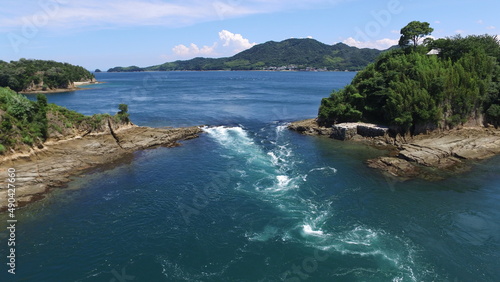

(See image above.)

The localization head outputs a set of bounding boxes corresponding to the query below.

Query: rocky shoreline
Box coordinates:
[289,118,500,180]
[0,123,202,211]
[19,79,102,94]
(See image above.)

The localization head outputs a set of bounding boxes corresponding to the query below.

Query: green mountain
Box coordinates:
[0,59,95,93]
[108,38,383,72]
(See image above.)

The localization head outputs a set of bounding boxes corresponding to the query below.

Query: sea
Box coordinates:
[2,71,500,281]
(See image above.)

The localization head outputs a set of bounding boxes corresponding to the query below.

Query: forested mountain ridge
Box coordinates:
[318,30,500,134]
[0,59,95,93]
[108,38,383,72]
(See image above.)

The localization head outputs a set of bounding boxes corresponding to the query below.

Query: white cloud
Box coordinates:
[0,0,257,31]
[307,36,313,39]
[0,0,350,31]
[342,37,398,50]
[218,30,256,53]
[477,20,484,24]
[487,26,496,30]
[172,43,217,57]
[455,29,466,34]
[434,20,441,24]
[170,30,255,59]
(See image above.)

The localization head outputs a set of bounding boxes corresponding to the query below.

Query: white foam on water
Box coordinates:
[276,175,291,187]
[205,124,423,281]
[302,224,324,236]
[267,151,279,166]
[276,124,289,133]
[203,126,271,169]
[309,166,338,174]
[302,225,421,282]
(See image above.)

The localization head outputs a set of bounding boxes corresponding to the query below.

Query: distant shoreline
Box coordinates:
[104,69,358,73]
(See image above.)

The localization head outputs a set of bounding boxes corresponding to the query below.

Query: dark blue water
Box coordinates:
[2,72,500,281]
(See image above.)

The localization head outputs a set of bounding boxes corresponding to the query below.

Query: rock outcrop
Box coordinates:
[368,128,500,178]
[287,118,333,136]
[20,78,99,94]
[289,119,500,180]
[0,124,202,211]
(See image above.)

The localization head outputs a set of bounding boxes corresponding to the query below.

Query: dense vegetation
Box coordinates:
[0,59,94,92]
[318,25,500,133]
[0,87,128,154]
[108,39,382,72]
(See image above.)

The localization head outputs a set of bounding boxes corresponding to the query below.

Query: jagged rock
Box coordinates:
[366,157,420,178]
[287,119,332,136]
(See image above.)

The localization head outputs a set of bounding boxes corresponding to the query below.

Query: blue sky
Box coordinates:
[1,0,498,70]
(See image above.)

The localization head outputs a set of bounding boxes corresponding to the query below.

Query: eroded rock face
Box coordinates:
[367,128,500,179]
[0,124,202,211]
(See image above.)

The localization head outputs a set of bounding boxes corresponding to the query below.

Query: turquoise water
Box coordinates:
[2,71,500,281]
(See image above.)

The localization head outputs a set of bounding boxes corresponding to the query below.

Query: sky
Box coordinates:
[0,0,498,70]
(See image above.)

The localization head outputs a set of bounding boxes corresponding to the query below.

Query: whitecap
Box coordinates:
[277,175,291,187]
[302,224,324,236]
[309,166,338,174]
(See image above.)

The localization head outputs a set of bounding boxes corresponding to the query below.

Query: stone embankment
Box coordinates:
[288,119,389,140]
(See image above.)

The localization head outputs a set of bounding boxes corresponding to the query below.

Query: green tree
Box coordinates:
[35,94,48,138]
[486,104,500,127]
[399,21,434,48]
[117,104,129,122]
[118,104,128,114]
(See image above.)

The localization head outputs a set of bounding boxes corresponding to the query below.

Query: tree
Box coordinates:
[117,104,129,122]
[118,104,128,114]
[36,93,48,109]
[487,104,500,127]
[399,21,434,48]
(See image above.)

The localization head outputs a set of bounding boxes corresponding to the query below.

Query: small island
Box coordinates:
[290,22,500,179]
[0,59,99,94]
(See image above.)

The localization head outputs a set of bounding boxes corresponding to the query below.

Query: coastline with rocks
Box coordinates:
[289,118,500,180]
[0,121,202,211]
[19,79,103,94]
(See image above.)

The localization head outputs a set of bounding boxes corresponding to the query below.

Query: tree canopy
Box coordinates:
[0,59,94,92]
[319,30,500,134]
[399,21,434,48]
